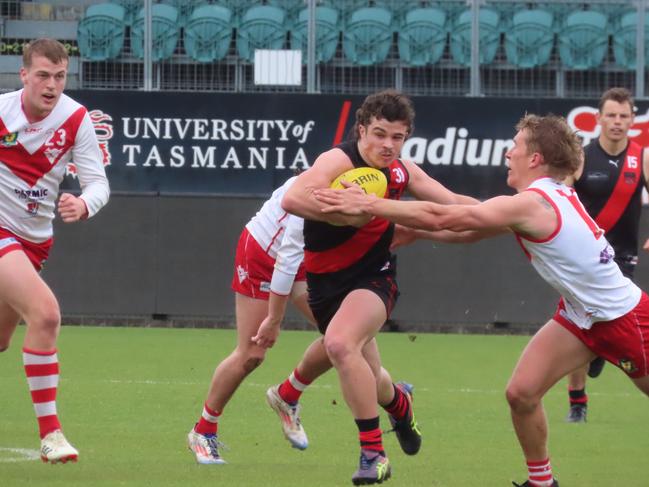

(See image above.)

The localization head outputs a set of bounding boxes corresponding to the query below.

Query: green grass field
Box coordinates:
[1,326,648,486]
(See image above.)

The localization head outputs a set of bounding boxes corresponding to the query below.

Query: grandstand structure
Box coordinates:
[0,0,646,98]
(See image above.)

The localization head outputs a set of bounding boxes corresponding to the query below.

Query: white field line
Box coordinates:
[0,447,40,463]
[103,379,642,398]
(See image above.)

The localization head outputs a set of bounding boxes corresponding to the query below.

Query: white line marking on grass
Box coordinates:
[0,447,40,463]
[105,379,334,389]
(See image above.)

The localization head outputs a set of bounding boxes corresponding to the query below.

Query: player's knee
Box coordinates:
[33,304,61,331]
[323,336,352,365]
[505,384,539,414]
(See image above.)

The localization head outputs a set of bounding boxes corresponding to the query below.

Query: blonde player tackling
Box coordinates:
[316,114,649,487]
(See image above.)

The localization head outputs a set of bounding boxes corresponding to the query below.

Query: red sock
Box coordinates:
[23,348,61,438]
[278,368,312,404]
[527,458,554,486]
[383,383,410,420]
[194,403,221,435]
[356,417,384,453]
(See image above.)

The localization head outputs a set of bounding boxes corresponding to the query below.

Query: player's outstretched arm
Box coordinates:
[403,159,479,205]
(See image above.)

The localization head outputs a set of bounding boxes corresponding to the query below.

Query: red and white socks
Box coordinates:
[23,348,61,438]
[526,458,554,486]
[277,368,312,404]
[194,403,221,436]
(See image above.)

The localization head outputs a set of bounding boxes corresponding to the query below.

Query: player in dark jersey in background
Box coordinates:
[282,90,477,484]
[564,87,649,423]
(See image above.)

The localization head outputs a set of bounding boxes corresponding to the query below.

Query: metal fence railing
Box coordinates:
[0,0,646,98]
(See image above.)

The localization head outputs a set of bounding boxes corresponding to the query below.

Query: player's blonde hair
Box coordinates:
[516,114,583,180]
[23,38,68,69]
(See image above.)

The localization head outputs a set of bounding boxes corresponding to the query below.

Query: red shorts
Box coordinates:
[230,228,306,300]
[0,227,52,271]
[553,292,649,378]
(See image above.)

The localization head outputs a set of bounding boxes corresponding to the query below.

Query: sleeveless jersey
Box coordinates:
[0,89,109,242]
[303,139,410,285]
[574,140,644,261]
[246,176,304,293]
[516,177,641,329]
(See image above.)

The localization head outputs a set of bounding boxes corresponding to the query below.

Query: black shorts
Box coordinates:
[307,270,399,334]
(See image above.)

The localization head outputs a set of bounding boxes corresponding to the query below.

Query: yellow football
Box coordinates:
[330,167,388,198]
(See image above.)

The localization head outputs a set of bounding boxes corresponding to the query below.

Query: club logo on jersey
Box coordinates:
[237,264,248,283]
[599,245,614,264]
[66,110,114,178]
[260,281,270,293]
[1,132,18,147]
[619,358,637,375]
[624,171,637,184]
[26,201,39,215]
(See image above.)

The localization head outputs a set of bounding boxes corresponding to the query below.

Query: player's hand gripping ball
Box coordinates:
[330,166,388,198]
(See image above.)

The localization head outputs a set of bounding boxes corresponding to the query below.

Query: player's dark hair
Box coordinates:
[353,89,415,140]
[598,87,634,113]
[516,114,583,180]
[23,38,68,68]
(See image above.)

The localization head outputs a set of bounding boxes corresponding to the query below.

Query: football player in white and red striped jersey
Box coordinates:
[0,38,109,464]
[316,114,649,487]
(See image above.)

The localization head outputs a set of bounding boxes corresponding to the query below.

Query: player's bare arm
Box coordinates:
[403,159,479,205]
[282,149,370,226]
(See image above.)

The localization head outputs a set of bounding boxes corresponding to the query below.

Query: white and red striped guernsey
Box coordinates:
[516,177,641,329]
[0,89,109,243]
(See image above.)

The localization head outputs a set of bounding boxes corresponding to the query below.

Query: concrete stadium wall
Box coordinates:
[41,195,649,333]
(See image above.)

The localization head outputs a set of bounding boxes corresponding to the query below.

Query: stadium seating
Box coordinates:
[131,4,180,61]
[289,6,340,64]
[321,0,369,27]
[612,10,649,70]
[342,7,393,66]
[449,8,500,66]
[219,0,261,27]
[184,5,233,63]
[112,0,141,26]
[558,10,608,70]
[160,0,206,27]
[398,7,447,67]
[536,1,583,31]
[236,5,288,63]
[77,3,126,61]
[504,9,554,68]
[373,0,427,28]
[266,0,305,27]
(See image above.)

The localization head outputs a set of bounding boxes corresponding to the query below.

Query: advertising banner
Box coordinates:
[62,91,649,199]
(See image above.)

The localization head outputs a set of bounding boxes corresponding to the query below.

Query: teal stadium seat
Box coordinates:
[373,0,426,29]
[220,0,261,28]
[77,3,126,61]
[161,0,206,27]
[342,7,393,66]
[267,0,305,28]
[321,0,369,28]
[613,11,649,70]
[184,5,233,63]
[504,9,554,68]
[289,6,340,64]
[432,0,466,26]
[113,0,141,26]
[486,0,519,32]
[536,2,584,32]
[398,8,447,67]
[236,5,287,63]
[558,10,608,70]
[449,8,500,66]
[131,4,180,61]
[590,2,634,33]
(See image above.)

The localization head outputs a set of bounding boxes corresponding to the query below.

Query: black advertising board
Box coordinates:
[61,91,649,199]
